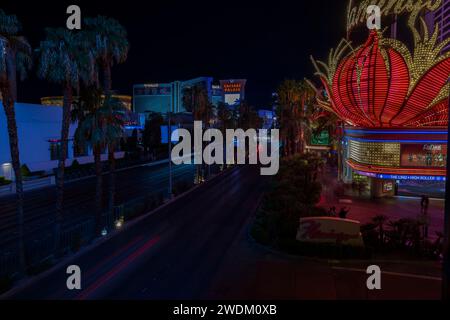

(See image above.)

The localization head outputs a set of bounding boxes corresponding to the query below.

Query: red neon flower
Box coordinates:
[319,31,450,128]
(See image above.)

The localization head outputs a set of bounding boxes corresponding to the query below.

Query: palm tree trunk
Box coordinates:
[6,49,17,102]
[55,84,72,251]
[103,63,112,97]
[108,144,116,216]
[94,145,103,235]
[1,92,26,274]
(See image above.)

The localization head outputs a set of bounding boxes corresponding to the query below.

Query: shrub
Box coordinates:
[0,177,12,186]
[250,223,272,246]
[20,164,31,177]
[71,159,81,170]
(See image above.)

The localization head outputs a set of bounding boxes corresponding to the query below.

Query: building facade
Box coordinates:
[133,77,247,115]
[313,0,450,198]
[0,102,124,181]
[40,94,132,110]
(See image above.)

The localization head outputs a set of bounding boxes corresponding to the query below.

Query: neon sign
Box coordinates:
[347,0,443,33]
[355,170,446,181]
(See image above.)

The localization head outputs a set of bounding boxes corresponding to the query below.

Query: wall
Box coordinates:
[0,102,77,177]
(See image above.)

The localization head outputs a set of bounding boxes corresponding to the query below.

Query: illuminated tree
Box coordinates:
[276,79,315,157]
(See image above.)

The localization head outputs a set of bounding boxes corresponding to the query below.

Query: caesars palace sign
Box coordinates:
[347,0,443,32]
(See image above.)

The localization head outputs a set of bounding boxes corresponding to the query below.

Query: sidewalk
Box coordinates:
[207,220,441,300]
[318,167,445,240]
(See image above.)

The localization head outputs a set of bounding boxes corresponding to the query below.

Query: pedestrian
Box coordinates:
[423,196,430,238]
[339,207,349,219]
[329,206,337,217]
[420,195,426,214]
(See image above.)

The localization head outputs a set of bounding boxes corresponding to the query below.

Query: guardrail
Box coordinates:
[0,176,56,198]
[0,217,95,278]
[0,163,223,281]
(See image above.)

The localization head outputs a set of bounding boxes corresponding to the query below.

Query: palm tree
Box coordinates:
[372,214,389,246]
[76,95,124,234]
[217,101,234,134]
[183,85,213,183]
[72,86,103,226]
[0,9,32,274]
[37,28,97,246]
[276,80,316,157]
[237,101,261,131]
[84,16,129,215]
[84,16,128,96]
[183,85,213,124]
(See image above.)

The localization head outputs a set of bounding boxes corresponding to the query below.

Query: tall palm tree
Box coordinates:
[0,9,32,274]
[72,86,103,223]
[84,16,129,96]
[84,16,129,215]
[237,101,261,131]
[37,28,97,246]
[276,80,315,157]
[183,85,213,124]
[217,101,233,135]
[183,85,213,182]
[76,95,124,234]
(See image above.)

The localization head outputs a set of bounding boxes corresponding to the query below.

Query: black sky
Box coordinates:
[1,0,345,107]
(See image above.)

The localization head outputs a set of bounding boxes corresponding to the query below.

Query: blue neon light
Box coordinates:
[346,137,447,144]
[355,170,446,181]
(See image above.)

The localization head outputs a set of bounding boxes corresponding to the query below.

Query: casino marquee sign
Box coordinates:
[347,0,443,33]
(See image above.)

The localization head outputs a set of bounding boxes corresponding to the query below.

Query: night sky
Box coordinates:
[1,0,345,107]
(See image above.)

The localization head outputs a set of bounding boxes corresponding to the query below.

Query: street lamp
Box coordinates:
[167,108,173,200]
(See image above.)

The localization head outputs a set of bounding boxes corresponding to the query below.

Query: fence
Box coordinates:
[0,163,223,280]
[0,217,95,279]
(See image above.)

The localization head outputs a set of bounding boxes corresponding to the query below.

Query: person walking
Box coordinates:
[339,207,349,219]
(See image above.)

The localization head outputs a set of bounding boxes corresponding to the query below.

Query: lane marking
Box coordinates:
[332,266,442,281]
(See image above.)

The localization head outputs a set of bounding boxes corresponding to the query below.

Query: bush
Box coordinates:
[20,164,31,177]
[71,159,81,170]
[251,223,272,246]
[0,176,12,186]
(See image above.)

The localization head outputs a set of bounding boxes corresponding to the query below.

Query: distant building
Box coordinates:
[133,77,213,115]
[133,78,247,116]
[40,94,133,110]
[432,0,449,53]
[0,102,124,180]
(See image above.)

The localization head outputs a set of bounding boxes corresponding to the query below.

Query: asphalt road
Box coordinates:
[2,165,442,300]
[0,162,195,242]
[6,165,268,299]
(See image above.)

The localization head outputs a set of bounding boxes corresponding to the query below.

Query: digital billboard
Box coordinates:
[400,144,447,168]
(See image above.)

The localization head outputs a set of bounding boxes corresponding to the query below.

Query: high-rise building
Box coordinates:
[433,0,450,53]
[133,78,247,115]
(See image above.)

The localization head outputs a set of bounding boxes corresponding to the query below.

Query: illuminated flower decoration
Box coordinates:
[311,24,450,128]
